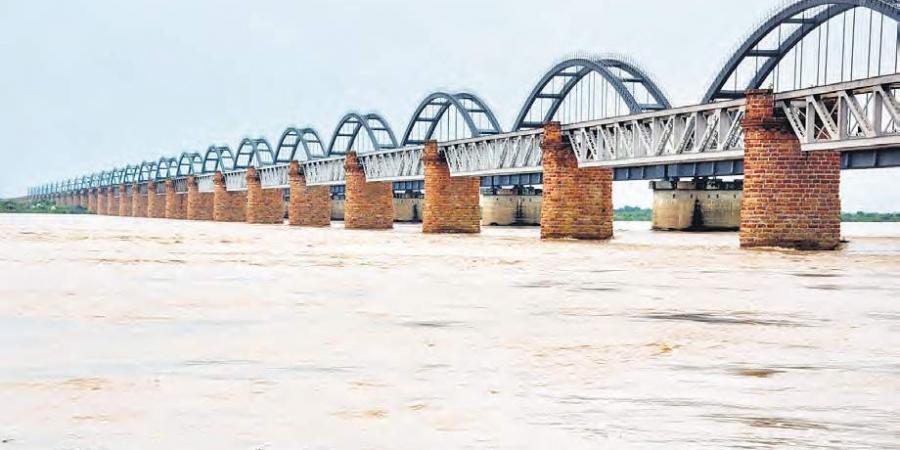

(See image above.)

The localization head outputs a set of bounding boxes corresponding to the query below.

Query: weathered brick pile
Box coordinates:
[740,90,841,250]
[164,180,188,219]
[118,185,131,216]
[131,184,148,218]
[213,172,247,222]
[186,176,214,220]
[95,188,108,215]
[288,161,331,227]
[106,189,118,216]
[245,167,285,224]
[422,141,480,234]
[343,152,394,230]
[539,122,613,240]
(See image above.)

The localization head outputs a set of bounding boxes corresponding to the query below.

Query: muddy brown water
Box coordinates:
[0,215,899,449]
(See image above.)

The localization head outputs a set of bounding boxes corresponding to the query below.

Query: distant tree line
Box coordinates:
[0,200,87,214]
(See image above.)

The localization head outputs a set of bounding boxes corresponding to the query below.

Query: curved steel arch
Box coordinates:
[234,138,275,169]
[155,157,178,180]
[122,165,138,184]
[513,57,671,130]
[177,152,204,176]
[401,92,503,145]
[275,127,327,162]
[138,161,158,182]
[704,0,900,102]
[111,168,125,185]
[202,145,235,173]
[327,112,399,155]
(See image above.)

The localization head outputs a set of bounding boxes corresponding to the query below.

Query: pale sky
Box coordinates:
[1,0,898,211]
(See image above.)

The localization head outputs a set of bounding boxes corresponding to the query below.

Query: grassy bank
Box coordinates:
[1,200,88,214]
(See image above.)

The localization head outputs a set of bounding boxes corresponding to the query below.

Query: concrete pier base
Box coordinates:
[651,179,742,231]
[480,188,542,226]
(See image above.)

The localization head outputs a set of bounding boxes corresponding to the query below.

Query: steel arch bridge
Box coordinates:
[705,0,900,102]
[29,0,900,198]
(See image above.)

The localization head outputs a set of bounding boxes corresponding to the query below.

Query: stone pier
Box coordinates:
[164,179,187,219]
[106,187,118,216]
[480,188,542,226]
[288,161,331,227]
[186,176,214,220]
[539,122,613,240]
[118,185,130,216]
[96,188,108,215]
[132,183,147,218]
[245,167,285,224]
[740,89,841,250]
[343,152,393,230]
[147,182,165,218]
[213,172,246,222]
[422,141,480,233]
[651,179,742,231]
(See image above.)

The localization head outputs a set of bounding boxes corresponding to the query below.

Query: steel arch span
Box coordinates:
[327,112,399,155]
[155,157,178,180]
[177,152,203,176]
[275,127,327,162]
[704,0,900,102]
[234,138,275,169]
[513,57,672,130]
[401,92,502,145]
[203,145,235,173]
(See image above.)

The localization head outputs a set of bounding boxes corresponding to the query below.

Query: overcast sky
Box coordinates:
[1,0,897,210]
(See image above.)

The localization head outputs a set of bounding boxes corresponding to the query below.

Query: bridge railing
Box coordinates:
[439,129,544,177]
[358,146,425,182]
[196,174,215,193]
[259,164,290,189]
[224,170,247,191]
[777,73,900,152]
[301,156,346,186]
[174,177,188,193]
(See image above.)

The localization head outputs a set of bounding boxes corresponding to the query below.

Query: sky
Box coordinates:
[1,0,898,211]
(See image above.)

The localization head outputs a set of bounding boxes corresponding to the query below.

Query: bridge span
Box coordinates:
[27,0,900,250]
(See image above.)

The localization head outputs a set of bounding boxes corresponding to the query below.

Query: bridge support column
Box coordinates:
[118,185,130,217]
[288,161,331,227]
[246,167,284,224]
[740,89,841,250]
[539,122,613,240]
[97,188,108,215]
[344,152,393,230]
[164,179,186,219]
[132,183,147,218]
[147,182,161,218]
[106,186,118,216]
[422,140,480,233]
[88,189,98,212]
[186,176,214,220]
[213,171,246,222]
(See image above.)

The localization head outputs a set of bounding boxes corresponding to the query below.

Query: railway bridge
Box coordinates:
[28,0,900,250]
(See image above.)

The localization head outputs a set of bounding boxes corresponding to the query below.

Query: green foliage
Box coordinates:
[0,200,88,214]
[841,211,900,222]
[615,206,652,221]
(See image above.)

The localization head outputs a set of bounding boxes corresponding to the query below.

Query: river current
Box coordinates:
[0,215,898,449]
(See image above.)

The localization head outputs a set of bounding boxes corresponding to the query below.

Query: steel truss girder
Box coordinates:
[439,130,544,177]
[358,146,425,182]
[778,74,900,151]
[301,157,347,186]
[258,164,290,189]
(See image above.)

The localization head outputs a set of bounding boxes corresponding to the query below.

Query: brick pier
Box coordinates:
[422,141,481,233]
[343,152,394,230]
[131,183,147,217]
[164,179,187,219]
[246,167,285,224]
[186,176,214,220]
[118,185,130,216]
[213,171,246,222]
[539,122,613,240]
[288,161,331,227]
[740,89,841,250]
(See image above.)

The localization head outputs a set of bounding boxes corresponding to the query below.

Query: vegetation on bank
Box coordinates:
[0,200,88,214]
[614,206,653,221]
[841,211,900,222]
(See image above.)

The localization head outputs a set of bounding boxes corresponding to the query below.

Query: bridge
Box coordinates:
[28,0,900,250]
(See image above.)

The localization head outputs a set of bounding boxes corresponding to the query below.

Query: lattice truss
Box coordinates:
[563,102,746,166]
[224,170,248,191]
[438,131,543,176]
[358,147,424,182]
[301,157,346,186]
[196,174,215,193]
[258,164,290,189]
[778,75,900,150]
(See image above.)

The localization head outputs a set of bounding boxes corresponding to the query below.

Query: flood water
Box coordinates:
[0,214,898,449]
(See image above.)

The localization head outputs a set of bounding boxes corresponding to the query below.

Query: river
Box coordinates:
[0,214,898,449]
